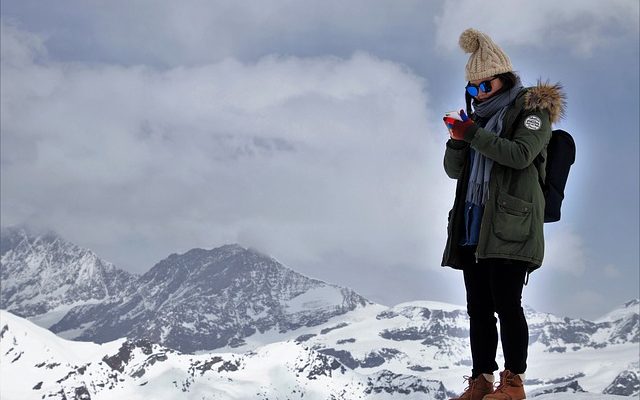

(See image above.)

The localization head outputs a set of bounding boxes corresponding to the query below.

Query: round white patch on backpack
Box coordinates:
[524,115,542,130]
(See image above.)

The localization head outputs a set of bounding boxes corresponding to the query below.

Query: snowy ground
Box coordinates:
[2,301,638,400]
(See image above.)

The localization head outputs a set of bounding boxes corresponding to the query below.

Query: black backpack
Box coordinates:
[543,129,575,223]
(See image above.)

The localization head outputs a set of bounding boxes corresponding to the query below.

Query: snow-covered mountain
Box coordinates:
[0,310,449,400]
[595,299,640,344]
[0,226,137,327]
[1,227,372,353]
[50,244,372,352]
[2,305,638,400]
[1,227,638,398]
[525,301,639,352]
[272,300,639,397]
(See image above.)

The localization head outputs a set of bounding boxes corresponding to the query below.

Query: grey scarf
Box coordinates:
[466,78,524,206]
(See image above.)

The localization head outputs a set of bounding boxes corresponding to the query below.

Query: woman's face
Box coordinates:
[470,77,503,101]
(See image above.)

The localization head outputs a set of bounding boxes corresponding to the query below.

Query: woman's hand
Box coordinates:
[444,110,475,140]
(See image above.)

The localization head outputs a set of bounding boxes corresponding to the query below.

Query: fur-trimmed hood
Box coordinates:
[524,81,566,124]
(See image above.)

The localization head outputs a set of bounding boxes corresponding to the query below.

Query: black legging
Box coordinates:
[463,258,529,378]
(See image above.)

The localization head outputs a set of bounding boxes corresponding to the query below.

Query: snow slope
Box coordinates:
[0,310,448,400]
[2,303,638,399]
[281,300,639,396]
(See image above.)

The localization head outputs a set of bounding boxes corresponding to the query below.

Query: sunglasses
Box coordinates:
[466,77,498,97]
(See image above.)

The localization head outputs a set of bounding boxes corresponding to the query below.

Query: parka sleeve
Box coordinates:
[462,109,552,170]
[443,139,469,179]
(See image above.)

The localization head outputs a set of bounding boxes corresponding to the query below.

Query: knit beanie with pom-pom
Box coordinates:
[459,28,512,81]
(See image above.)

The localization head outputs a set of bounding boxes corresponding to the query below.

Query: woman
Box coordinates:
[442,28,565,400]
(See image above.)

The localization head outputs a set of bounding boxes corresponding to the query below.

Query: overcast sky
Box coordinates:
[1,0,638,320]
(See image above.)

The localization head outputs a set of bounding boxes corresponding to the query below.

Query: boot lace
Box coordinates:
[461,375,476,393]
[493,372,514,393]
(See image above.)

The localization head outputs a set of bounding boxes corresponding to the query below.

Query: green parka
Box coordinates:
[441,82,566,271]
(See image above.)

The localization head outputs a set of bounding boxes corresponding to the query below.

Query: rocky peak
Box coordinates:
[0,225,137,320]
[137,244,322,303]
[1,225,61,256]
[51,243,371,353]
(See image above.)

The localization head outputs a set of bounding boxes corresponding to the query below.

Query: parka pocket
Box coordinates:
[493,191,533,242]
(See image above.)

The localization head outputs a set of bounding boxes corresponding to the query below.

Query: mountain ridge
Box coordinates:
[0,225,138,324]
[0,227,373,352]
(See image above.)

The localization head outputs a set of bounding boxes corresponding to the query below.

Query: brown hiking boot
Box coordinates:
[483,370,526,400]
[449,374,494,400]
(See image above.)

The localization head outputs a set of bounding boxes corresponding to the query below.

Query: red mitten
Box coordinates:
[443,110,474,140]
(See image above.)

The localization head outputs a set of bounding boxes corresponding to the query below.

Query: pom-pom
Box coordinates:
[459,28,481,53]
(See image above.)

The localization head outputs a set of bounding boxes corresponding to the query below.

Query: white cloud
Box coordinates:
[2,2,637,318]
[435,0,639,56]
[1,22,453,278]
[543,225,587,276]
[0,22,47,67]
[1,1,439,67]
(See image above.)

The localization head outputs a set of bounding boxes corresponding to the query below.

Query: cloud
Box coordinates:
[0,21,48,67]
[2,2,637,320]
[435,0,639,56]
[1,1,441,66]
[1,22,453,278]
[7,1,638,69]
[543,225,587,276]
